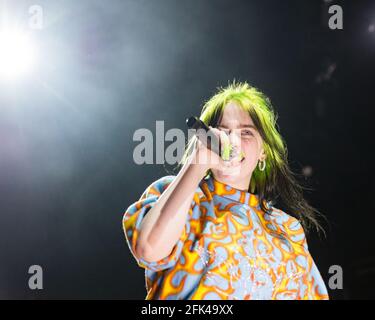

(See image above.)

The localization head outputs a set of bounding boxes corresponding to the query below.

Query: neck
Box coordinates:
[212,174,251,192]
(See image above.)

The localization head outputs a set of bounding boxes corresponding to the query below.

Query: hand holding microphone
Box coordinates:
[186,116,244,172]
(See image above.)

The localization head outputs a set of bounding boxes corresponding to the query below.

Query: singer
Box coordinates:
[123,81,329,300]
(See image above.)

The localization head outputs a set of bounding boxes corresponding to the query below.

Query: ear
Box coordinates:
[259,147,266,161]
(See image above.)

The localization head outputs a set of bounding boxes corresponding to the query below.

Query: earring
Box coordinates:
[258,159,266,171]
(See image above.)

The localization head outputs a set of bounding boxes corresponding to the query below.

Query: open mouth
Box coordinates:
[223,146,246,162]
[223,150,245,166]
[229,156,245,167]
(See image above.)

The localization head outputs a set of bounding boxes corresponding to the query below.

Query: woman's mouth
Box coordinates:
[228,156,245,167]
[223,150,245,168]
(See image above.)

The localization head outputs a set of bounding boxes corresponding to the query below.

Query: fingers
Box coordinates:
[208,126,232,162]
[208,126,221,138]
[206,126,242,172]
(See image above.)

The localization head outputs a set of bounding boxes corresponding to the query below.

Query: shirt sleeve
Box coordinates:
[307,255,330,300]
[283,217,329,300]
[122,175,191,272]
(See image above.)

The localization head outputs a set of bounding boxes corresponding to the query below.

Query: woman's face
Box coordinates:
[211,101,266,190]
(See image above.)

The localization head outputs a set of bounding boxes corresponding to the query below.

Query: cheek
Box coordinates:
[242,140,260,167]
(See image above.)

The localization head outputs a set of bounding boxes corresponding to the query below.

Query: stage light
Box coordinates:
[302,166,313,177]
[0,30,37,80]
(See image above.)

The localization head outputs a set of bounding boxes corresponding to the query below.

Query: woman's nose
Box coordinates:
[228,130,241,147]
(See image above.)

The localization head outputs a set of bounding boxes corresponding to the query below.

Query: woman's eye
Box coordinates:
[242,130,253,136]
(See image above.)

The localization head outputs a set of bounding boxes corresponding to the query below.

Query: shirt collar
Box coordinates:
[202,174,260,208]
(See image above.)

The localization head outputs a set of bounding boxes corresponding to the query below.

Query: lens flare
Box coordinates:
[0,30,36,79]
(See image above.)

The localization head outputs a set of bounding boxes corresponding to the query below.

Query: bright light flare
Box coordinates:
[0,30,37,80]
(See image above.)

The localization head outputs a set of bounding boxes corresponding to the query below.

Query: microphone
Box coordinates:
[186,116,234,161]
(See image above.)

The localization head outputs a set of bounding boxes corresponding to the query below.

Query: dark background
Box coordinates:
[0,0,374,299]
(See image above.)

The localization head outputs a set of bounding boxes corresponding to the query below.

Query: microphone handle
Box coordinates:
[186,116,221,156]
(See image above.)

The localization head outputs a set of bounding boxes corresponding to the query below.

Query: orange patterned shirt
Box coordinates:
[123,174,329,300]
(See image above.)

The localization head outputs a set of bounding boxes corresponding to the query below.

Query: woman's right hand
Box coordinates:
[192,126,241,173]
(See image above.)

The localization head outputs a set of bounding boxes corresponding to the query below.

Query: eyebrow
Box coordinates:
[217,124,257,130]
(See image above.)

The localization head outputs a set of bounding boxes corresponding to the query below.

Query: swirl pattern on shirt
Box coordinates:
[123,174,329,300]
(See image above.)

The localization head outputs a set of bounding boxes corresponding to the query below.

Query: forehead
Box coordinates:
[219,101,254,127]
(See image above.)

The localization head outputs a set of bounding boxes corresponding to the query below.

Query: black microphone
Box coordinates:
[186,116,234,161]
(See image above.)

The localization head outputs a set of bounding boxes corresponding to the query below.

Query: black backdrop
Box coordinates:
[0,0,374,299]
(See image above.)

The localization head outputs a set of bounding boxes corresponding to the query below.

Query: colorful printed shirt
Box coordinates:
[123,174,329,300]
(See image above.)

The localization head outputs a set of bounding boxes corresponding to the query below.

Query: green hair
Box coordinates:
[178,80,326,235]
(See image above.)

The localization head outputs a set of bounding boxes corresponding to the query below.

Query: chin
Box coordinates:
[213,163,252,181]
[216,169,242,180]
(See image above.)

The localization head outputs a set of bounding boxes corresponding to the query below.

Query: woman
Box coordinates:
[123,81,329,300]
